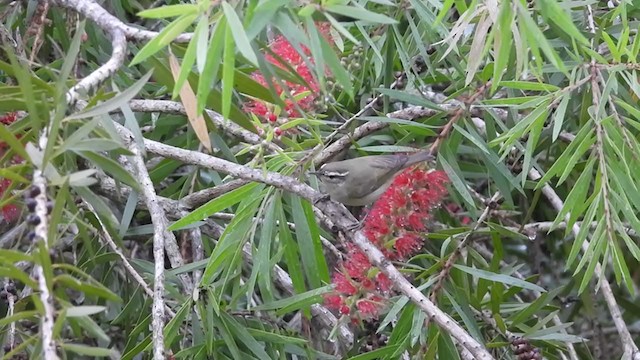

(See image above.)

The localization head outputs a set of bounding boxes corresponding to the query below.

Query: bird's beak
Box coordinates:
[308,171,319,176]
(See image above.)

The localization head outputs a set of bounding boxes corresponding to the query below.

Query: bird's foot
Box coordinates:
[345,220,364,231]
[312,193,331,205]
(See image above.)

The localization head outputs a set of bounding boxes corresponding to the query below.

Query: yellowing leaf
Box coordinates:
[168,52,212,152]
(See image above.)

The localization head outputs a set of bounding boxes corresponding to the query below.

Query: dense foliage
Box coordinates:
[1,0,640,359]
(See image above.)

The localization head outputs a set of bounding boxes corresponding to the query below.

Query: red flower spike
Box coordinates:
[244,24,331,121]
[333,273,357,296]
[1,113,24,223]
[324,294,344,309]
[360,278,375,290]
[1,204,20,222]
[0,112,17,125]
[407,212,425,230]
[375,273,392,292]
[356,299,380,318]
[394,233,423,259]
[324,165,449,323]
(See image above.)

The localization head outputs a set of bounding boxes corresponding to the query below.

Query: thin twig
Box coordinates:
[52,0,192,43]
[32,171,58,360]
[118,136,170,360]
[81,200,176,317]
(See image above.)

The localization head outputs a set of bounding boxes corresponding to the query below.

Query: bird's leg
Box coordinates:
[345,207,370,231]
[312,193,331,205]
[345,220,364,231]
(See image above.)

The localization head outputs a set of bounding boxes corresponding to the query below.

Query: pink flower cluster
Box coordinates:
[0,112,22,222]
[325,165,449,322]
[244,24,330,127]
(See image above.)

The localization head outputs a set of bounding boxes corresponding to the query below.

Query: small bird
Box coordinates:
[310,151,434,206]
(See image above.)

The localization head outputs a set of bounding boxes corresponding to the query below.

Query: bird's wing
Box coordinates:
[348,156,406,199]
[368,154,408,171]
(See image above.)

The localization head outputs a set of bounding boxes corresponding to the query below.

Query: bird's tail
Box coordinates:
[405,151,435,167]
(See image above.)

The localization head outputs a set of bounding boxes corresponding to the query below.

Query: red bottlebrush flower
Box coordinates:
[0,112,17,125]
[355,299,380,319]
[267,113,277,123]
[324,294,344,309]
[333,273,357,296]
[360,278,375,291]
[340,305,350,315]
[0,112,24,223]
[394,233,423,259]
[407,211,425,231]
[323,163,449,324]
[343,247,371,280]
[362,166,449,261]
[274,127,283,137]
[244,24,332,121]
[375,273,392,292]
[1,204,20,222]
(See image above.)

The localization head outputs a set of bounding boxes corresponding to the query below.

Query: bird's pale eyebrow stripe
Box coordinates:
[324,171,349,177]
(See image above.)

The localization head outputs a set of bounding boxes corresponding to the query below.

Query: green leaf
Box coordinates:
[0,264,38,289]
[172,16,206,100]
[60,343,116,357]
[359,116,437,135]
[453,264,546,292]
[222,2,258,65]
[347,345,402,360]
[220,312,271,359]
[0,119,29,161]
[537,0,590,45]
[452,123,490,154]
[0,249,34,263]
[168,182,259,231]
[492,1,514,92]
[199,195,263,286]
[75,151,141,191]
[221,19,235,120]
[197,19,225,113]
[499,81,560,92]
[376,88,441,110]
[290,196,329,289]
[0,310,38,327]
[610,229,634,294]
[319,32,353,98]
[278,199,306,294]
[536,123,594,188]
[507,287,562,325]
[439,155,474,207]
[130,14,198,66]
[518,5,566,73]
[246,328,307,345]
[163,300,192,348]
[66,139,124,152]
[251,286,332,314]
[66,71,153,120]
[552,92,570,141]
[138,4,199,18]
[66,306,107,317]
[54,274,120,301]
[47,180,69,246]
[326,5,398,24]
